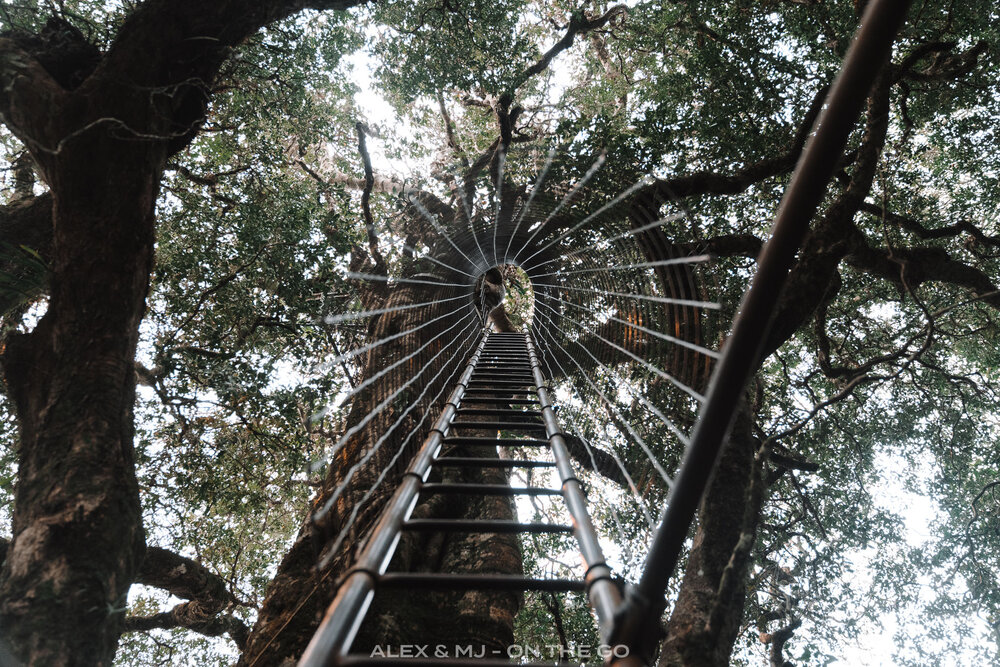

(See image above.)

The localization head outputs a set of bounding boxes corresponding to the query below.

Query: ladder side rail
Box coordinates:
[299,334,489,667]
[524,333,624,640]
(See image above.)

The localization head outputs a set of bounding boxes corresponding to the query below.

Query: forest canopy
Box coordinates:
[0,0,998,666]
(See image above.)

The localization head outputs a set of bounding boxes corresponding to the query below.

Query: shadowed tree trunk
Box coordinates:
[658,410,761,667]
[1,132,160,666]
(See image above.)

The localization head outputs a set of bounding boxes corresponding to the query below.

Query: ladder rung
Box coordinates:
[455,408,541,417]
[478,361,528,365]
[476,359,529,364]
[472,370,531,375]
[401,519,572,534]
[441,437,549,447]
[419,483,561,496]
[457,397,539,405]
[466,380,535,388]
[449,421,546,432]
[377,572,583,590]
[473,368,531,373]
[472,369,533,374]
[461,390,537,397]
[433,456,555,468]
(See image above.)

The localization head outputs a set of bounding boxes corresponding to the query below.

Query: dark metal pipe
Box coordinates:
[613,0,912,658]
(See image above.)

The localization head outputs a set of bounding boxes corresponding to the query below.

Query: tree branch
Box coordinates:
[858,201,1000,248]
[436,92,468,167]
[124,610,249,649]
[769,617,802,667]
[127,546,248,647]
[633,80,830,209]
[846,243,1000,310]
[355,122,386,275]
[562,433,634,489]
[0,38,68,150]
[0,0,368,159]
[509,6,627,94]
[761,71,892,359]
[136,547,237,607]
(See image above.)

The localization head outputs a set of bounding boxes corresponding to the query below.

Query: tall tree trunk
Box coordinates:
[658,410,762,667]
[0,134,164,664]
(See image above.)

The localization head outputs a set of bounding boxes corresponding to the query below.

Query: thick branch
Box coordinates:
[563,433,632,489]
[769,617,802,667]
[858,201,1000,247]
[0,0,367,157]
[136,547,237,606]
[124,610,249,649]
[901,40,988,82]
[510,6,627,94]
[0,38,68,149]
[0,192,53,262]
[127,546,247,646]
[846,243,1000,310]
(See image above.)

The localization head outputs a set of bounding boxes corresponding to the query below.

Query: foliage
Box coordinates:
[1,0,999,664]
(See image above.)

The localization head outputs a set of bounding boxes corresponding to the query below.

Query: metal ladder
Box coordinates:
[300,331,622,666]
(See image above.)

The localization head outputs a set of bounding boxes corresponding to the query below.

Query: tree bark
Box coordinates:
[124,546,248,648]
[658,410,761,667]
[1,133,161,664]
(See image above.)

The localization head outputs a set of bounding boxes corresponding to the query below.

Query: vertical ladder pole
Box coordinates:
[525,333,636,663]
[299,333,489,667]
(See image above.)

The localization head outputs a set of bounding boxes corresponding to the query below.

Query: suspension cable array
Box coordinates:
[301,332,622,666]
[296,0,909,663]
